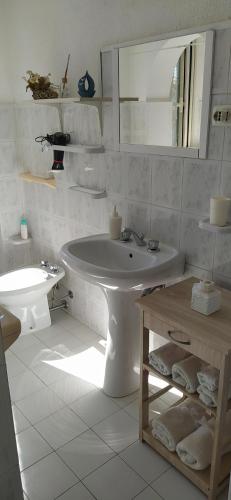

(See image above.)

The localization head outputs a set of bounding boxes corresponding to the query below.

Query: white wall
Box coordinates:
[2,0,231,101]
[14,20,231,338]
[2,2,231,339]
[0,104,31,272]
[0,1,13,101]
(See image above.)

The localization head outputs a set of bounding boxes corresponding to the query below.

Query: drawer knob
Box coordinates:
[168,330,191,345]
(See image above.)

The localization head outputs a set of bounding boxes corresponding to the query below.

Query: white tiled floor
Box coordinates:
[6,310,229,500]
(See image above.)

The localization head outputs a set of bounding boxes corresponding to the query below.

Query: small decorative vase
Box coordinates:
[78,71,95,97]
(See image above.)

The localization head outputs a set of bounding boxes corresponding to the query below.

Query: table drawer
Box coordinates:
[144,312,222,369]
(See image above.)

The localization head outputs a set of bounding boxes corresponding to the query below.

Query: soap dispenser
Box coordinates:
[109,205,122,240]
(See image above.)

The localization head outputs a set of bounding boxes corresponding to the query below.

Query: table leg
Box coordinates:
[209,353,231,499]
[139,312,149,440]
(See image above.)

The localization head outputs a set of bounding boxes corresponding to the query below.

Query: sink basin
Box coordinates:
[61,234,185,397]
[61,234,184,291]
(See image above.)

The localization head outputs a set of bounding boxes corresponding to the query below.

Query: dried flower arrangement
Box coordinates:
[22,70,59,99]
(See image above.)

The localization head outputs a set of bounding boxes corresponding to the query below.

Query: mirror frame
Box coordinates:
[101,28,214,158]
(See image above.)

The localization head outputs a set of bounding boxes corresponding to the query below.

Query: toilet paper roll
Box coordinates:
[210,197,231,226]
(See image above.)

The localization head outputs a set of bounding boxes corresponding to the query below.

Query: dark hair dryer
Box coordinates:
[35,132,71,171]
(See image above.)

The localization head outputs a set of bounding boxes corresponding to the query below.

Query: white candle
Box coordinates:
[210,197,231,226]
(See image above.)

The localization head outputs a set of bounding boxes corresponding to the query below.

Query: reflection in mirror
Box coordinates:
[119,33,207,148]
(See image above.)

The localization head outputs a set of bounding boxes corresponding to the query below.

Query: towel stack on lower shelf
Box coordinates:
[152,401,231,470]
[149,345,231,470]
[153,399,207,452]
[176,411,231,470]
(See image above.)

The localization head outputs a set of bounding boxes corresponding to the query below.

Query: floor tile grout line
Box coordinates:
[54,480,80,500]
[54,478,98,500]
[16,396,139,457]
[15,402,90,449]
[150,483,167,500]
[70,403,126,429]
[19,448,54,475]
[17,416,126,483]
[79,480,98,500]
[118,452,159,486]
[11,314,160,498]
[132,483,165,500]
[12,365,137,431]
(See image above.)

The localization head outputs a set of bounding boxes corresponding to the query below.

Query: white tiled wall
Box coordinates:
[12,27,231,337]
[0,104,32,272]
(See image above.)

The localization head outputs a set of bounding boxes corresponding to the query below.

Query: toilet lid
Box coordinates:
[0,268,49,292]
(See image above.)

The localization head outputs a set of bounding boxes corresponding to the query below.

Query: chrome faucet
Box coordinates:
[120,228,146,246]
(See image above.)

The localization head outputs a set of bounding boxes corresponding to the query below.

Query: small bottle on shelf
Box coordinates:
[20,214,28,240]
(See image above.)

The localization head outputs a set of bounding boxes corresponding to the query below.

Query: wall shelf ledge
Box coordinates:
[8,234,32,245]
[199,218,231,233]
[19,172,56,189]
[47,144,104,154]
[68,185,107,199]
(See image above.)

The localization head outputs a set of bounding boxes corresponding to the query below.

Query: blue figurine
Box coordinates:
[78,71,95,97]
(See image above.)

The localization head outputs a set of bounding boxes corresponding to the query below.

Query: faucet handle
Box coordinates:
[49,265,59,273]
[137,232,145,241]
[147,239,160,252]
[120,229,132,242]
[40,260,49,267]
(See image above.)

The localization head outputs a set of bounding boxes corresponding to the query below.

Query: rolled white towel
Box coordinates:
[149,343,189,376]
[197,365,219,392]
[197,384,231,408]
[176,411,231,470]
[152,399,207,452]
[172,356,205,394]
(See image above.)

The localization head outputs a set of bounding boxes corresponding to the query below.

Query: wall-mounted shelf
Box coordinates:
[31,96,109,136]
[29,96,137,136]
[69,185,107,199]
[19,172,56,189]
[31,97,111,104]
[199,218,231,233]
[47,144,104,154]
[8,234,32,245]
[30,97,137,104]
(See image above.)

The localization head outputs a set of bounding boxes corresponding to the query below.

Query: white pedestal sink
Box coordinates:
[61,234,184,397]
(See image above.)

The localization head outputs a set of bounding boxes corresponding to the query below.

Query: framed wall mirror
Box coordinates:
[101,29,214,158]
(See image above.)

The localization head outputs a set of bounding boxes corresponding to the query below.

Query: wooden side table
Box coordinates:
[0,305,21,351]
[137,277,231,500]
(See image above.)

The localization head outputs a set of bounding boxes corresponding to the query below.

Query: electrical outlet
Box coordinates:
[212,105,231,126]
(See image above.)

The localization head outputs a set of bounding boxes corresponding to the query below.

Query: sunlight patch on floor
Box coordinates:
[44,346,106,388]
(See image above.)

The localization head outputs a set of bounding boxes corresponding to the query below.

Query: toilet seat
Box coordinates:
[0,267,54,294]
[0,264,65,334]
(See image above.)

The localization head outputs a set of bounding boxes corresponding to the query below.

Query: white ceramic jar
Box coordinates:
[191,280,221,316]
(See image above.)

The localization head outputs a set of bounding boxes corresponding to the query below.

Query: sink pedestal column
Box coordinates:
[103,289,141,397]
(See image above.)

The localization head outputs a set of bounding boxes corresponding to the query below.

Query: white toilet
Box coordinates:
[0,263,65,334]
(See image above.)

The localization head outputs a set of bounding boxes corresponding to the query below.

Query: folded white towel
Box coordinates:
[152,399,207,452]
[197,384,231,408]
[197,365,219,392]
[149,343,189,376]
[176,411,231,470]
[172,356,204,394]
